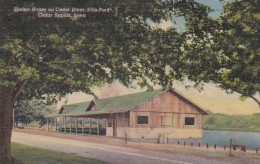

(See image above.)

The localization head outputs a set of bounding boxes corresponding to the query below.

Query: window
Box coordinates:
[161,116,173,126]
[137,116,148,124]
[185,117,195,125]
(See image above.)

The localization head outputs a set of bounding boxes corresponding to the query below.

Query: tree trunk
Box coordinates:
[0,87,14,164]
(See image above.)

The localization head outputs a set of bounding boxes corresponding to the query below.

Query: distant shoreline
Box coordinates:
[203,113,260,132]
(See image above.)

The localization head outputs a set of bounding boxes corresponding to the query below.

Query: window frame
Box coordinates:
[185,117,195,125]
[161,116,173,126]
[137,116,148,124]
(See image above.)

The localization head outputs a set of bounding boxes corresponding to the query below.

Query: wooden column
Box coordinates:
[97,117,100,136]
[82,118,84,134]
[76,117,78,134]
[123,113,125,127]
[70,117,72,133]
[89,118,92,135]
[47,118,49,131]
[64,117,66,133]
[59,117,61,132]
[50,118,53,132]
[123,113,127,144]
[112,114,117,137]
[55,117,58,132]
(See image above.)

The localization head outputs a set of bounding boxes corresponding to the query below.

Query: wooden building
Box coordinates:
[46,89,209,141]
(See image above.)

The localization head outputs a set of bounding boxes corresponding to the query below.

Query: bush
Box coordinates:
[27,121,41,128]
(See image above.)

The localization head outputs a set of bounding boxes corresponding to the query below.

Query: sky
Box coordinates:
[197,0,223,18]
[151,0,224,32]
[56,0,259,115]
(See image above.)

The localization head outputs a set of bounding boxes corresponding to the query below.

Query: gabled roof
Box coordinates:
[46,89,209,117]
[46,101,91,117]
[62,101,92,115]
[93,89,163,113]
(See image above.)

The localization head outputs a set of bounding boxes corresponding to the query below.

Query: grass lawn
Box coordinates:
[11,142,106,164]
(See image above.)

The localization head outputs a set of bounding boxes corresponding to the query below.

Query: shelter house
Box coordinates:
[46,89,209,142]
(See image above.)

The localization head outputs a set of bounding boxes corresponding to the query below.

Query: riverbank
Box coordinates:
[13,128,260,163]
[203,113,260,132]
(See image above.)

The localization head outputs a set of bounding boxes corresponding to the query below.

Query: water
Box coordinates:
[202,130,260,149]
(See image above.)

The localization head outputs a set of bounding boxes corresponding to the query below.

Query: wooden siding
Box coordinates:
[116,112,130,127]
[130,91,203,129]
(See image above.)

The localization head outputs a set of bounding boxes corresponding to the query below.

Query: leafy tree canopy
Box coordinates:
[0,0,211,105]
[177,0,260,106]
[0,1,213,163]
[14,99,55,127]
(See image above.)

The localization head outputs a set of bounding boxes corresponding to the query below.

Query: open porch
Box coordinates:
[46,112,129,137]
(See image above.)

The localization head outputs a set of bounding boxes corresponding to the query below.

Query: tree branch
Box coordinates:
[230,88,260,108]
[218,82,260,108]
[12,80,28,107]
[249,95,260,108]
[6,35,33,66]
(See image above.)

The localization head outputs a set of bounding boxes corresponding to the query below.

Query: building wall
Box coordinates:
[116,112,130,127]
[106,127,202,139]
[130,112,202,129]
[106,127,113,136]
[129,90,203,130]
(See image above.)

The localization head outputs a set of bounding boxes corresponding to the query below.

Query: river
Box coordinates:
[202,130,260,149]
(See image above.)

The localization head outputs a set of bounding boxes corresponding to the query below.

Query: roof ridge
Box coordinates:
[122,89,169,112]
[92,89,165,113]
[46,88,209,117]
[95,88,164,101]
[64,100,92,106]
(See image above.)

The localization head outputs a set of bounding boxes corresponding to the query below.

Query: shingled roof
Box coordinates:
[93,89,163,114]
[46,89,208,118]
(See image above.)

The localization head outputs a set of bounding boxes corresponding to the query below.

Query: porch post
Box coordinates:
[50,118,53,132]
[97,117,100,136]
[70,117,72,133]
[59,117,61,132]
[89,118,92,135]
[64,117,66,133]
[76,117,78,134]
[82,117,84,134]
[47,118,49,131]
[55,117,58,132]
[123,113,127,144]
[123,113,125,127]
[58,117,60,132]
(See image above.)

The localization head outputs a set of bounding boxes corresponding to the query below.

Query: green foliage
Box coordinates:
[203,113,260,132]
[27,121,41,128]
[180,0,260,106]
[14,99,55,126]
[0,0,211,104]
[0,1,213,163]
[11,142,106,164]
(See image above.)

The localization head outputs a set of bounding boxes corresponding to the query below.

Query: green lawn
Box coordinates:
[11,142,106,164]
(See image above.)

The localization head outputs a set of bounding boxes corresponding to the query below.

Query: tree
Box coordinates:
[0,0,209,163]
[180,0,260,106]
[14,99,55,127]
[14,101,34,127]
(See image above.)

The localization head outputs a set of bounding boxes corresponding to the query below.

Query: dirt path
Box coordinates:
[13,128,260,163]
